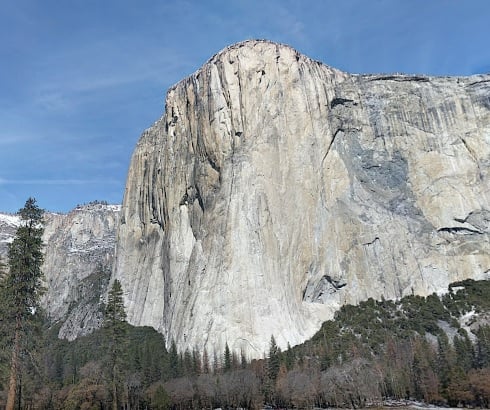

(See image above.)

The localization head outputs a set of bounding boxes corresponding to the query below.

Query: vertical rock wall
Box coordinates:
[114,40,490,358]
[43,204,120,339]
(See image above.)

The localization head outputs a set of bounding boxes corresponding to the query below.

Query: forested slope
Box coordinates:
[1,279,489,409]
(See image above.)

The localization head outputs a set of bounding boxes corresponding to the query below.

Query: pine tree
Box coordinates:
[169,340,181,378]
[436,332,455,398]
[475,325,490,368]
[454,331,474,372]
[284,342,295,370]
[240,349,247,369]
[213,350,219,374]
[183,348,193,375]
[1,198,44,410]
[0,259,9,385]
[104,279,127,410]
[105,279,127,324]
[268,335,281,382]
[192,347,201,375]
[224,342,232,372]
[265,335,281,404]
[202,348,210,374]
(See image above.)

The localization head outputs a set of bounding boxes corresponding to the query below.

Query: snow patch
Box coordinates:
[459,309,478,341]
[0,213,20,226]
[460,309,476,323]
[451,286,465,293]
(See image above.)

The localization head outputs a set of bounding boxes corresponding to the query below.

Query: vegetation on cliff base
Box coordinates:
[0,277,489,409]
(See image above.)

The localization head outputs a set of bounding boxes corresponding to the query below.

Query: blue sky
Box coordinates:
[1,0,489,213]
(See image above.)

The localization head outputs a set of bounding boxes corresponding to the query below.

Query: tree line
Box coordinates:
[1,198,489,409]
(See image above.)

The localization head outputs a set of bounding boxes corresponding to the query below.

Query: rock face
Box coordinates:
[0,213,20,257]
[113,39,488,359]
[0,203,120,340]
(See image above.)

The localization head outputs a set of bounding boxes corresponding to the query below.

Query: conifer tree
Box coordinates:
[454,331,474,372]
[169,340,181,378]
[1,198,44,410]
[240,349,247,369]
[475,325,490,368]
[268,335,281,382]
[436,333,453,392]
[0,259,9,382]
[104,279,127,410]
[224,342,232,372]
[265,335,281,404]
[183,348,193,375]
[284,342,295,370]
[192,347,201,375]
[213,350,219,374]
[202,348,210,374]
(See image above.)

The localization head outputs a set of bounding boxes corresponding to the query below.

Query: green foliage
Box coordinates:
[151,385,171,409]
[0,198,45,409]
[445,279,490,315]
[2,271,490,409]
[267,335,280,382]
[286,279,490,407]
[454,330,474,371]
[192,348,201,374]
[224,342,232,372]
[168,340,181,378]
[475,325,490,368]
[104,279,126,325]
[103,279,127,409]
[182,348,193,375]
[103,279,127,373]
[40,324,169,407]
[304,280,490,366]
[283,342,294,370]
[202,348,210,374]
[2,198,45,323]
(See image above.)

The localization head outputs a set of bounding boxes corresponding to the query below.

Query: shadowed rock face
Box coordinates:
[114,40,490,359]
[42,204,120,340]
[0,204,120,340]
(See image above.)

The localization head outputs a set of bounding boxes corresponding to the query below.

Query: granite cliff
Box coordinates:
[1,40,488,359]
[0,203,120,340]
[113,40,490,359]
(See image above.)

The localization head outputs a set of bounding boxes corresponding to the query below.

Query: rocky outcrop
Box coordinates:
[114,40,490,359]
[0,203,120,340]
[43,203,120,340]
[0,213,20,258]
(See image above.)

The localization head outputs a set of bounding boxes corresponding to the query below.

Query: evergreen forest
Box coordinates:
[0,278,489,409]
